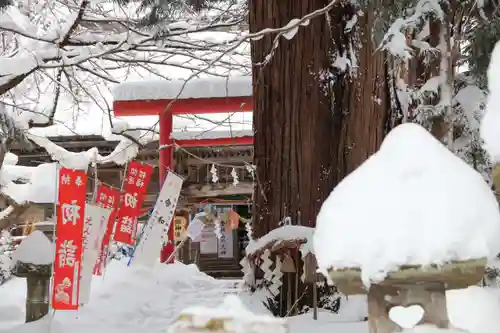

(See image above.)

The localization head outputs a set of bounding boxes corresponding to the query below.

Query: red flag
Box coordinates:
[52,168,87,310]
[93,184,120,276]
[114,161,153,244]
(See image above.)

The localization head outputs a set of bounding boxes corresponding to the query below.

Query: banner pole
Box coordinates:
[48,163,60,332]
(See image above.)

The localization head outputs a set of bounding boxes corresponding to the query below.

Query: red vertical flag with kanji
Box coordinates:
[93,184,120,276]
[52,168,87,310]
[114,161,153,245]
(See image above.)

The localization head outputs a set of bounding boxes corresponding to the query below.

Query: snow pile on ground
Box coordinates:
[481,41,500,163]
[10,231,53,266]
[0,260,244,333]
[314,123,500,284]
[245,225,314,257]
[2,259,500,333]
[287,312,366,333]
[0,277,26,328]
[169,295,286,333]
[447,286,500,332]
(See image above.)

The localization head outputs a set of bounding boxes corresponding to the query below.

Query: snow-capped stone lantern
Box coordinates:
[11,231,54,323]
[314,123,500,332]
[168,295,287,333]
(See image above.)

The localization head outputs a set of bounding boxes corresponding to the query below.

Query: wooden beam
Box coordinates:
[187,155,252,166]
[174,136,253,148]
[113,96,253,116]
[182,182,253,198]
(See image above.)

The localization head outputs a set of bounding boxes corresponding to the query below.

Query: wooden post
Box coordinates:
[493,163,500,200]
[312,279,317,320]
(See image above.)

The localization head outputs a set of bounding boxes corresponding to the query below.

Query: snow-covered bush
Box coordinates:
[254,274,342,317]
[379,0,495,181]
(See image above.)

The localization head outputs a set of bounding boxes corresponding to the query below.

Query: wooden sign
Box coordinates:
[281,253,296,273]
[303,252,318,284]
[174,216,187,241]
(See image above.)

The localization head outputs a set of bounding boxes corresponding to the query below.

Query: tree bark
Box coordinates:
[337,0,391,174]
[250,0,344,237]
[250,0,391,238]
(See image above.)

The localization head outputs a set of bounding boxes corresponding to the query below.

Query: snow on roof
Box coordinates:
[314,123,500,285]
[171,129,253,141]
[1,163,58,204]
[481,41,500,163]
[11,230,54,266]
[112,76,252,101]
[245,225,314,257]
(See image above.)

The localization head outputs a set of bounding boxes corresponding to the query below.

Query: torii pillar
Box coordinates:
[113,77,253,263]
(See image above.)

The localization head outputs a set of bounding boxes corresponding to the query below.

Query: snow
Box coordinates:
[245,225,314,257]
[170,295,286,333]
[0,260,245,333]
[1,259,500,333]
[1,163,58,204]
[481,41,500,163]
[3,153,18,166]
[25,132,139,171]
[447,286,500,332]
[453,84,485,131]
[314,123,500,285]
[112,76,252,101]
[10,231,54,266]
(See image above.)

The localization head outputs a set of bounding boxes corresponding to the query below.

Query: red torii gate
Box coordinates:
[113,76,254,263]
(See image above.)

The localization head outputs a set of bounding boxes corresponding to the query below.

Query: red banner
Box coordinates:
[93,184,120,276]
[113,161,153,244]
[52,168,87,310]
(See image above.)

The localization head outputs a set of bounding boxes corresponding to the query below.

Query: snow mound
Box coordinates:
[245,225,314,257]
[49,261,239,333]
[447,286,500,333]
[314,123,500,284]
[3,153,18,166]
[178,294,284,323]
[0,315,62,333]
[481,41,500,163]
[11,231,54,266]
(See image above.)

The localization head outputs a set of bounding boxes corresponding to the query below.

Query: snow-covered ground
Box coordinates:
[0,258,368,333]
[2,259,500,333]
[0,260,246,333]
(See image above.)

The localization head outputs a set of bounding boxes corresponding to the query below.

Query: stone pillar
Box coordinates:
[14,262,52,323]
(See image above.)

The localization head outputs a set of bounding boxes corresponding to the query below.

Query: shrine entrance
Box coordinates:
[112,76,254,263]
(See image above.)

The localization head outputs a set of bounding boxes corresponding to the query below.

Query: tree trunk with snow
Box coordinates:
[249,0,392,315]
[249,0,392,237]
[340,0,392,174]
